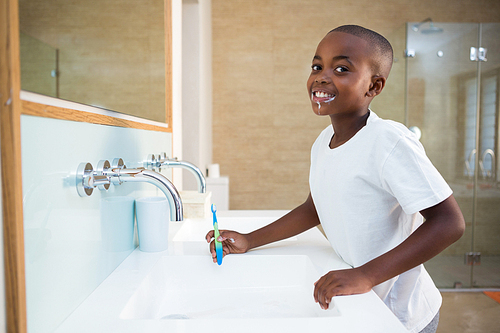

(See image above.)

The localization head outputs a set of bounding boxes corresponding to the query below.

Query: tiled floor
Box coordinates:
[437,292,500,333]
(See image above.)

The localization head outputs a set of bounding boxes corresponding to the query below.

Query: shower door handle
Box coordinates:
[470,47,487,62]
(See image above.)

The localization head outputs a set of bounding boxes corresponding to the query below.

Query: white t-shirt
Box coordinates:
[309,111,452,333]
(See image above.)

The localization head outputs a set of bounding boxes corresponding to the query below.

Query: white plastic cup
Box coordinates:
[135,197,170,252]
[100,196,135,252]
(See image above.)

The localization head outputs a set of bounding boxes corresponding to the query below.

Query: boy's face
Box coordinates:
[307,32,377,117]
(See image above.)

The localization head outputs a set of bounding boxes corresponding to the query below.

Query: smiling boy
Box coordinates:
[207,25,465,333]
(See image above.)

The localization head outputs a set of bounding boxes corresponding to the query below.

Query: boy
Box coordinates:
[206,25,465,333]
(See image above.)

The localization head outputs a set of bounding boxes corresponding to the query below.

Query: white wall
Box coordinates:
[20,94,173,333]
[172,0,184,189]
[181,0,212,190]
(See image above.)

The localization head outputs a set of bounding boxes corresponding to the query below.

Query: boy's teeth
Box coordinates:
[315,91,334,98]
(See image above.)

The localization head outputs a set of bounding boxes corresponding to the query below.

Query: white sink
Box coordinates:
[120,255,339,320]
[56,215,409,333]
[173,217,297,242]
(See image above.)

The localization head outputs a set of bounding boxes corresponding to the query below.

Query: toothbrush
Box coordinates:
[211,204,223,265]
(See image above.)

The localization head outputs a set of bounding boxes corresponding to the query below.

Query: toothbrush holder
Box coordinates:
[100,196,135,252]
[135,196,170,252]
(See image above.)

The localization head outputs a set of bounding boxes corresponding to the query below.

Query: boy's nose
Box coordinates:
[314,71,332,84]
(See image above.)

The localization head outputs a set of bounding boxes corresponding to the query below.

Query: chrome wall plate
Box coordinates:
[95,160,111,191]
[111,158,125,169]
[76,162,94,197]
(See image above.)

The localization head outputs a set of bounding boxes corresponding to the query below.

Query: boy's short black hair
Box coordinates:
[329,25,393,78]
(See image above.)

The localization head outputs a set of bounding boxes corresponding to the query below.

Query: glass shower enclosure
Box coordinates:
[20,32,59,98]
[405,21,500,288]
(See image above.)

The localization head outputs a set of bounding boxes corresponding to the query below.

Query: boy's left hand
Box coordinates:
[313,268,373,310]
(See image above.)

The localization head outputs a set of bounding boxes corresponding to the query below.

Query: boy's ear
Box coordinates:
[366,76,386,97]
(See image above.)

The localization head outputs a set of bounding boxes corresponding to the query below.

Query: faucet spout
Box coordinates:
[160,158,206,193]
[145,154,206,193]
[114,167,183,221]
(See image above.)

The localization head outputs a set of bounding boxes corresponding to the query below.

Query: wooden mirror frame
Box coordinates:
[1,0,173,331]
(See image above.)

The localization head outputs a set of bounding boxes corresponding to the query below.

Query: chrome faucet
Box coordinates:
[480,149,496,180]
[145,153,206,193]
[76,159,183,221]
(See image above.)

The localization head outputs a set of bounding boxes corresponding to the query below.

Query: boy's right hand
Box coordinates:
[205,230,250,263]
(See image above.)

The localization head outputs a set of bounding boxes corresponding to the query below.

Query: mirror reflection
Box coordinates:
[18,0,166,123]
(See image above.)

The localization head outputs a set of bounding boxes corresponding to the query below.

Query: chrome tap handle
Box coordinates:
[91,175,110,188]
[143,154,162,171]
[144,154,155,167]
[110,158,126,185]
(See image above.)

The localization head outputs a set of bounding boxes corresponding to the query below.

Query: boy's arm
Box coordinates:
[246,193,321,249]
[206,193,320,262]
[314,194,465,310]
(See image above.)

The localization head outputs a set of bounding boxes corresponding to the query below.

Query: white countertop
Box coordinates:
[55,210,409,332]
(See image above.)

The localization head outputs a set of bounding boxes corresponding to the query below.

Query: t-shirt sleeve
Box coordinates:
[380,135,453,215]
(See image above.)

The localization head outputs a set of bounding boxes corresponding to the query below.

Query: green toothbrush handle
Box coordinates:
[214,222,223,265]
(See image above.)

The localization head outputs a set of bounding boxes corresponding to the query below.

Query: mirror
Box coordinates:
[18,0,166,123]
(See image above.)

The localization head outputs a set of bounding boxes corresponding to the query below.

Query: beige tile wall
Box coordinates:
[212,0,500,210]
[18,0,166,122]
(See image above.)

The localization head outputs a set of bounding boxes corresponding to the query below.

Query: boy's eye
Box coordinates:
[335,66,348,73]
[311,64,322,71]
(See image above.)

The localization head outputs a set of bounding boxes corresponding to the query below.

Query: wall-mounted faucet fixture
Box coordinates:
[144,153,206,193]
[75,158,183,221]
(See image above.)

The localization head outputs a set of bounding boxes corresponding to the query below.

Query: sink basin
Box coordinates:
[120,255,339,320]
[173,217,297,242]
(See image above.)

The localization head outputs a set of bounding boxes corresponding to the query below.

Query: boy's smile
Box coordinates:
[307,31,379,117]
